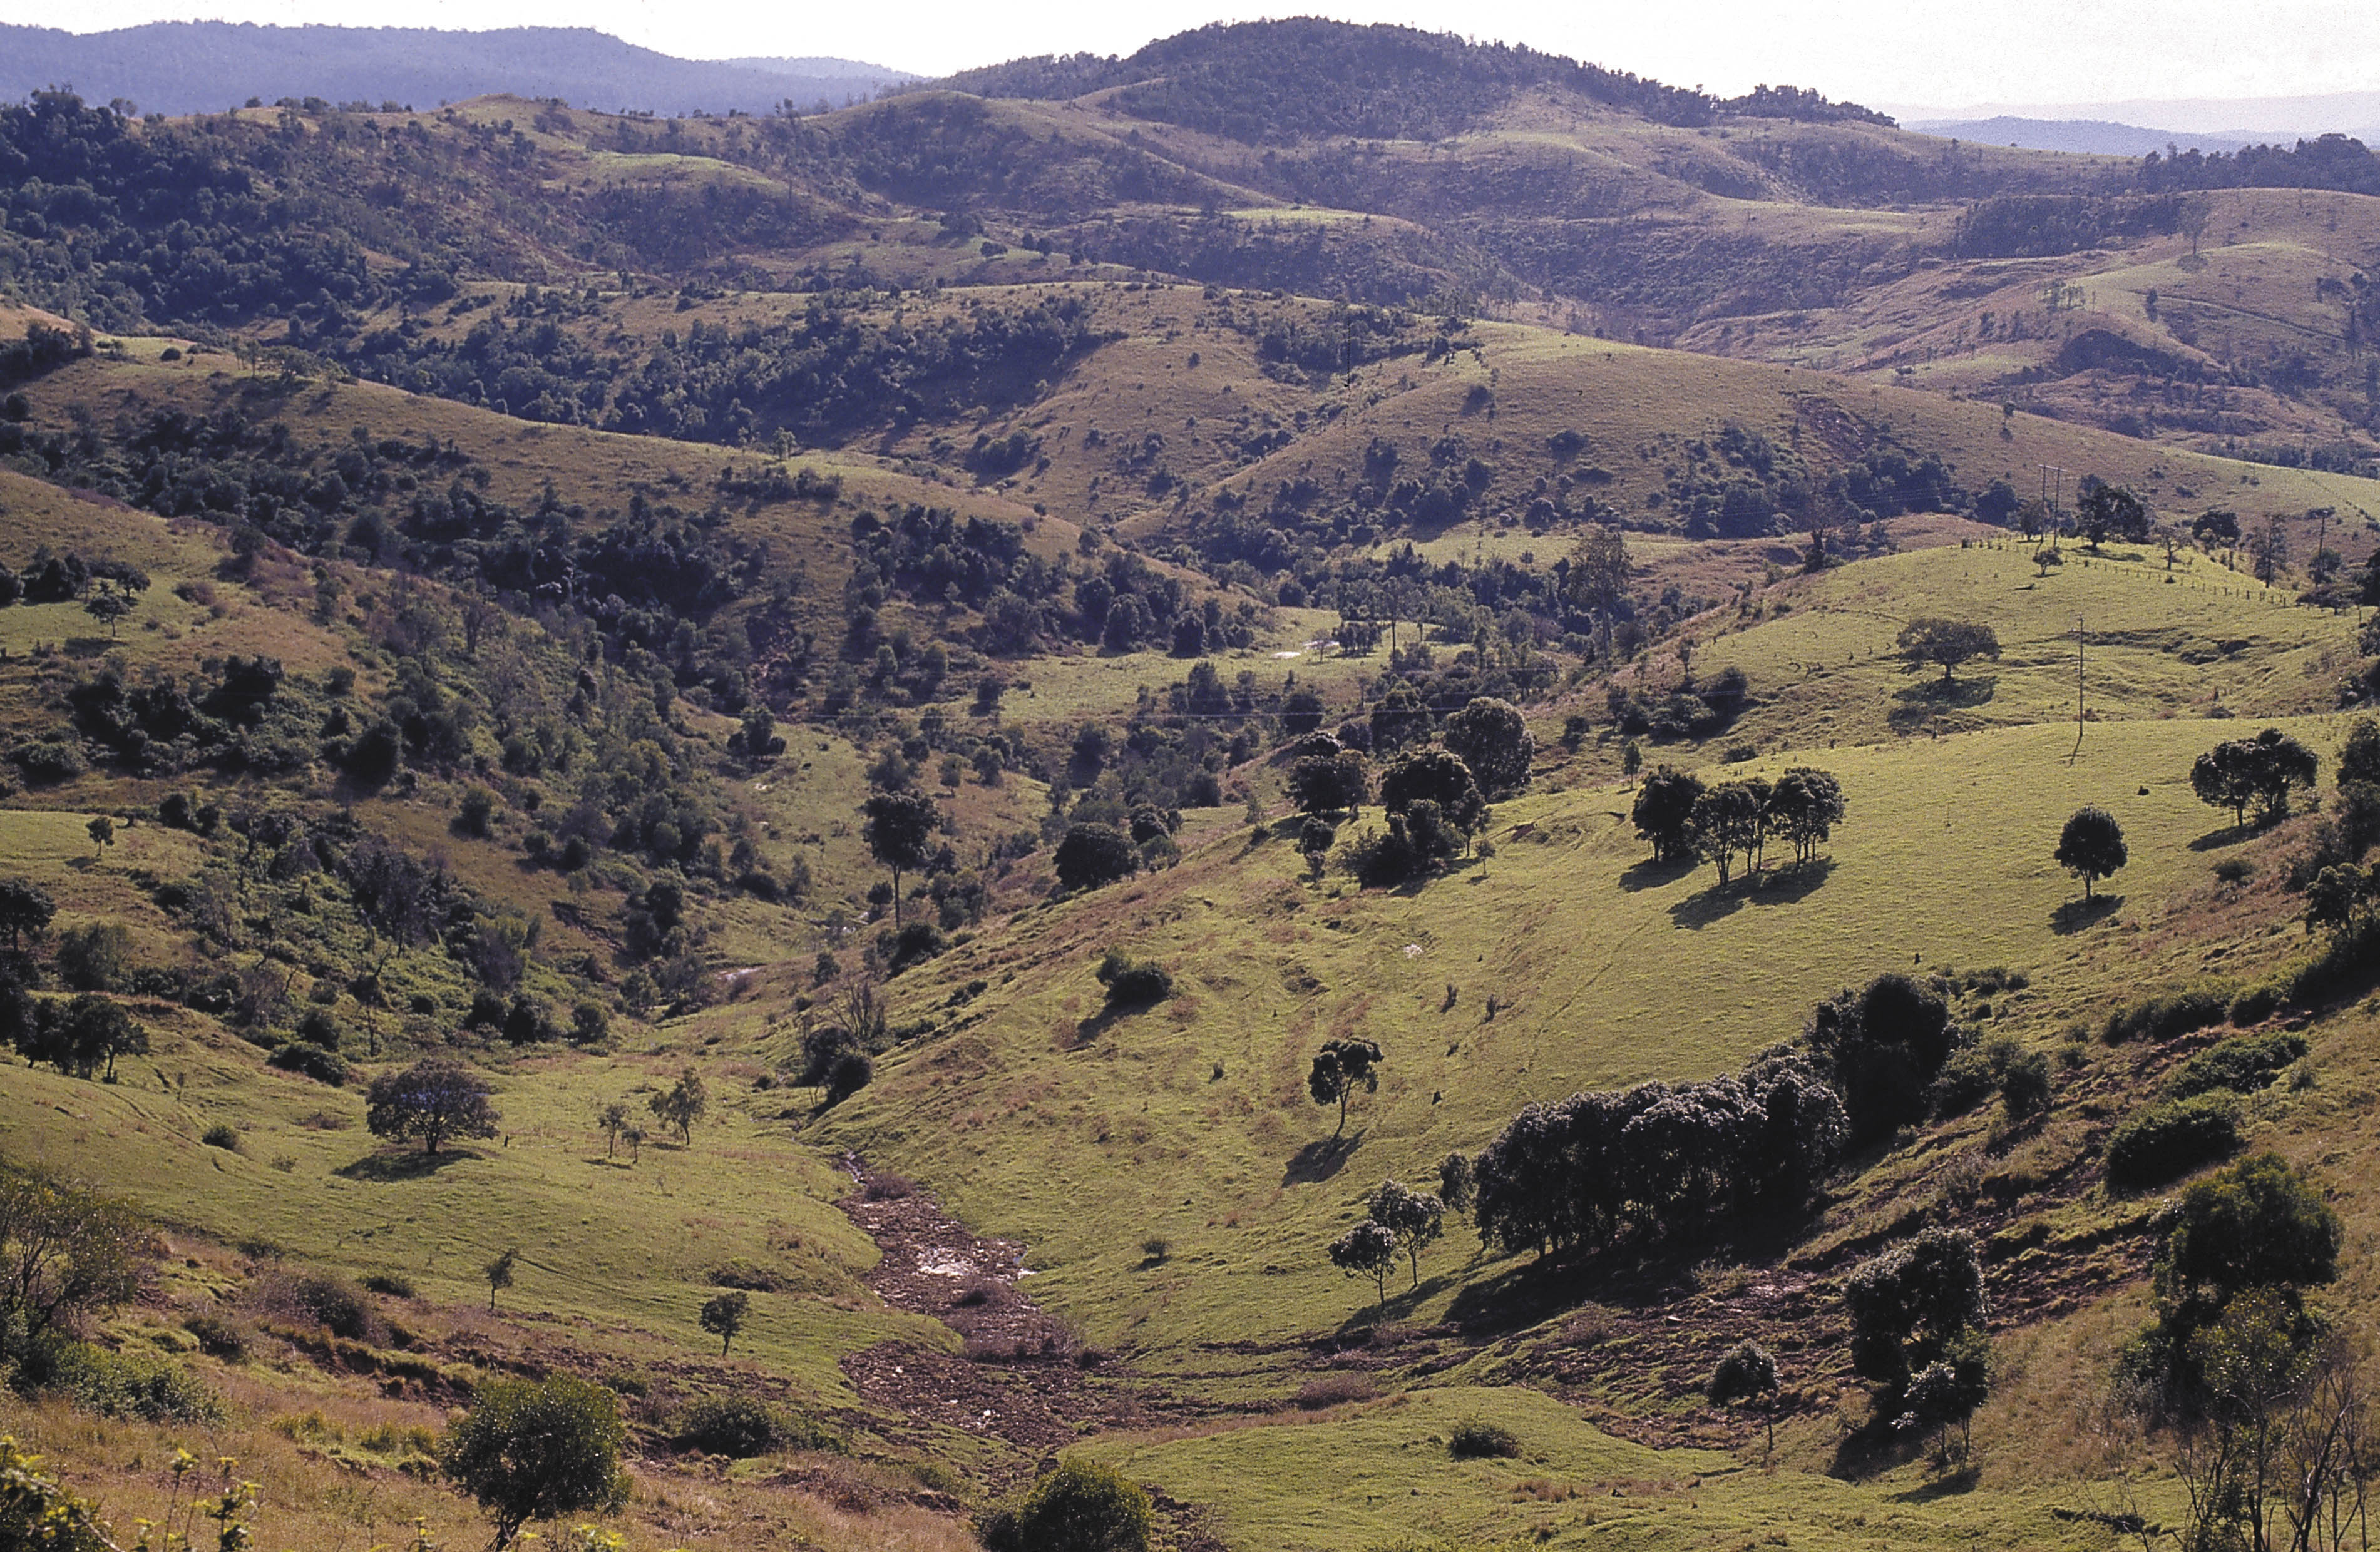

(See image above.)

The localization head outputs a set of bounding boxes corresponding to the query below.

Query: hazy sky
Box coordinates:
[11,0,2380,115]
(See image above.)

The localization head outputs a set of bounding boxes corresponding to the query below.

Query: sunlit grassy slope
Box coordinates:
[1084,1384,2164,1551]
[786,536,2365,1367]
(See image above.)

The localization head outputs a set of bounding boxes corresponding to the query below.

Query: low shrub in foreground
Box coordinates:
[2106,1094,2242,1190]
[1449,1420,1522,1458]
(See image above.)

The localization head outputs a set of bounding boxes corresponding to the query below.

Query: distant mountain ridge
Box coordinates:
[1909,116,2257,157]
[0,23,915,117]
[925,18,1892,145]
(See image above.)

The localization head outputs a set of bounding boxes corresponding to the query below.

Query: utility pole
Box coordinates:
[2038,464,2069,529]
[2068,615,2086,764]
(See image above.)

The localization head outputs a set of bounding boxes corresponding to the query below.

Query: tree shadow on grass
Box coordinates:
[1330,1272,1457,1336]
[1889,1463,1981,1500]
[1668,885,1747,929]
[2051,894,2124,935]
[1886,676,1998,733]
[1668,859,1836,929]
[336,1147,480,1181]
[2188,822,2261,852]
[1829,1411,1925,1481]
[1619,855,1697,893]
[1283,1131,1362,1187]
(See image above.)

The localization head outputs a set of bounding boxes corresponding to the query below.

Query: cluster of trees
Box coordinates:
[0,546,150,610]
[2193,728,2319,829]
[2301,720,2380,934]
[1281,695,1534,887]
[1328,1178,1447,1305]
[1846,1227,1993,1458]
[66,654,328,777]
[1631,765,1846,881]
[0,877,153,1083]
[347,292,1109,448]
[1469,1047,1847,1259]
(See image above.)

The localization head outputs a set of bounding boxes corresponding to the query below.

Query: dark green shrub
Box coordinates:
[1707,1339,1780,1405]
[1094,949,1174,1009]
[825,1051,873,1104]
[1929,1041,2004,1118]
[2168,1033,2310,1098]
[674,1396,841,1458]
[2230,983,2285,1026]
[29,1339,222,1422]
[2101,984,2234,1044]
[267,1041,349,1086]
[362,1272,416,1299]
[183,1314,247,1360]
[274,1272,373,1339]
[12,740,88,785]
[979,1459,1155,1552]
[2105,1095,2242,1190]
[887,921,948,973]
[1999,1050,2054,1118]
[1448,1420,1522,1459]
[200,1123,240,1151]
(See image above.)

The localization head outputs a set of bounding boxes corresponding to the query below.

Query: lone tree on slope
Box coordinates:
[649,1066,709,1146]
[1309,1038,1385,1138]
[484,1247,519,1312]
[1367,1178,1446,1288]
[1897,618,2001,688]
[2056,806,2128,901]
[1708,1339,1782,1458]
[861,788,938,926]
[699,1289,749,1355]
[1328,1220,1400,1308]
[366,1058,499,1155]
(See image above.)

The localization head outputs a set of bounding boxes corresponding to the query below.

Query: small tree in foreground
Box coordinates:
[0,1168,146,1344]
[0,877,54,948]
[860,787,936,927]
[978,1458,1155,1552]
[649,1066,708,1146]
[484,1247,518,1312]
[1708,1339,1782,1457]
[85,816,114,860]
[699,1289,749,1355]
[1328,1220,1400,1308]
[365,1058,498,1155]
[2055,806,2127,899]
[1366,1178,1445,1288]
[1308,1038,1384,1138]
[439,1375,628,1551]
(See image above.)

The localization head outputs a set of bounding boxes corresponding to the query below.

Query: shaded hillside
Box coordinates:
[0,23,911,118]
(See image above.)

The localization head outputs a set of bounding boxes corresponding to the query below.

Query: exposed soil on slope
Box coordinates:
[834,1155,1232,1549]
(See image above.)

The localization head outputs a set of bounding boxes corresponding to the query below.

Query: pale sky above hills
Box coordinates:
[9,0,2376,116]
